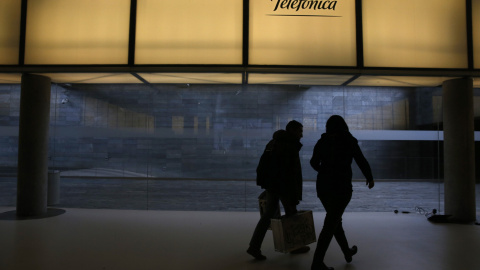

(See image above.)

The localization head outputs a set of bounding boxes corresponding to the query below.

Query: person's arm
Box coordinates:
[310,140,322,172]
[352,143,374,189]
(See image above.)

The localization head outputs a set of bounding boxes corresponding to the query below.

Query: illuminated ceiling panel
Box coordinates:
[135,0,243,64]
[474,0,480,69]
[37,73,142,84]
[0,73,21,84]
[139,73,243,84]
[0,0,21,65]
[248,74,352,85]
[24,0,130,64]
[5,73,242,84]
[2,73,473,87]
[474,78,480,88]
[249,0,356,66]
[363,0,468,68]
[349,76,458,87]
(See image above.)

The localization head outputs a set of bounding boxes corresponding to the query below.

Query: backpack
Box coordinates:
[256,139,278,190]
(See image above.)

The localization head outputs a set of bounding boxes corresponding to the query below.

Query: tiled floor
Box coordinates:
[1,207,479,270]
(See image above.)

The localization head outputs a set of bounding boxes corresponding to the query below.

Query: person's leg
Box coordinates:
[248,190,280,259]
[311,193,350,269]
[331,193,356,262]
[333,222,350,255]
[279,196,297,217]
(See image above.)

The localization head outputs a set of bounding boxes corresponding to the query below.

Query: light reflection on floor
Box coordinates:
[0,207,479,270]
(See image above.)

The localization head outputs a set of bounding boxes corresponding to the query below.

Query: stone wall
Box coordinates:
[1,83,478,181]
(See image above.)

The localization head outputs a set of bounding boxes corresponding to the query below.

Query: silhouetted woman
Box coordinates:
[310,115,374,270]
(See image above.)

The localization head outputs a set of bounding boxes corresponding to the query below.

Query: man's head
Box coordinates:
[286,120,303,139]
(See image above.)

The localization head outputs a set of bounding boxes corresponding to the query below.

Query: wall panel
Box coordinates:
[0,0,21,65]
[249,0,356,66]
[363,0,468,68]
[135,0,243,64]
[25,0,130,64]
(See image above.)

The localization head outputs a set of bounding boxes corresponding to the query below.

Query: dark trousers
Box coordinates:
[249,190,297,250]
[311,191,352,269]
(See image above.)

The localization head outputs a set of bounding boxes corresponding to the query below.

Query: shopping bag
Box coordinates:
[270,210,316,253]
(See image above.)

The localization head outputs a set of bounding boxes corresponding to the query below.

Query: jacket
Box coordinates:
[274,129,303,202]
[310,131,373,195]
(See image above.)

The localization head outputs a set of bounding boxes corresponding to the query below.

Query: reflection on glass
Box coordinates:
[44,84,450,182]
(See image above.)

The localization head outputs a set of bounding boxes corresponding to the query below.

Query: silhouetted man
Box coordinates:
[247,120,309,260]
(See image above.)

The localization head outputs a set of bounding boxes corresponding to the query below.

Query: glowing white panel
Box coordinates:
[139,73,242,84]
[135,0,243,64]
[474,0,480,69]
[249,0,356,66]
[363,0,468,68]
[352,130,480,141]
[25,0,130,64]
[352,130,443,141]
[0,0,21,65]
[248,74,351,85]
[350,76,457,87]
[38,73,142,84]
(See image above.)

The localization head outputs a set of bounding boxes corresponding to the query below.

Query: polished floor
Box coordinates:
[1,207,479,270]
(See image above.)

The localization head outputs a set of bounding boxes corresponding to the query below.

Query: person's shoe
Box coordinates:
[344,245,357,263]
[290,246,310,254]
[247,247,267,260]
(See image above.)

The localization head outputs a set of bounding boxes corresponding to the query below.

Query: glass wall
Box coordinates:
[0,83,479,213]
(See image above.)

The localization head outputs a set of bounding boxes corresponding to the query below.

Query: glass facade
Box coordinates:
[0,0,479,215]
[1,83,479,213]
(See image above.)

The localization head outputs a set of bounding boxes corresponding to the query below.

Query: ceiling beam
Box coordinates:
[0,65,479,78]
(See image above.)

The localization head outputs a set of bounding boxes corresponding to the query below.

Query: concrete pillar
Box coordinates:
[16,74,51,217]
[442,77,476,223]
